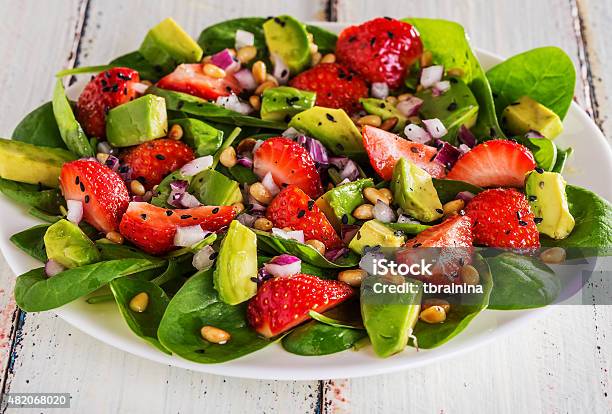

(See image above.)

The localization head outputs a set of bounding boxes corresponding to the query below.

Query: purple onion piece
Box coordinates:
[456,191,475,202]
[433,142,462,169]
[45,259,65,277]
[252,266,274,285]
[341,225,360,245]
[296,135,329,165]
[237,213,258,227]
[236,155,254,169]
[525,130,545,139]
[325,247,349,262]
[269,254,301,265]
[396,97,423,117]
[234,68,257,91]
[118,165,132,181]
[458,125,477,148]
[211,49,236,70]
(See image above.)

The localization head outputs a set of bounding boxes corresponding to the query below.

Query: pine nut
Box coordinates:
[200,325,231,344]
[168,123,183,140]
[422,298,451,313]
[252,61,267,84]
[447,67,465,77]
[236,45,257,64]
[253,217,273,231]
[380,117,398,131]
[265,74,279,86]
[249,182,273,205]
[282,226,293,232]
[255,81,276,96]
[321,53,336,64]
[357,114,382,127]
[106,231,124,244]
[201,55,212,64]
[419,305,446,323]
[130,180,146,196]
[442,199,465,217]
[420,50,433,68]
[363,187,388,205]
[305,239,326,255]
[460,264,480,285]
[385,96,398,106]
[232,202,245,214]
[309,41,318,54]
[540,247,566,264]
[219,146,237,168]
[408,115,421,124]
[338,269,366,287]
[129,292,149,313]
[236,138,257,154]
[140,80,153,87]
[398,93,413,101]
[311,52,322,66]
[352,204,374,220]
[203,63,226,79]
[378,188,394,204]
[249,95,261,111]
[96,152,110,164]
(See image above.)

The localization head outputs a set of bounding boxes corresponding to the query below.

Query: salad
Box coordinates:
[1,15,611,362]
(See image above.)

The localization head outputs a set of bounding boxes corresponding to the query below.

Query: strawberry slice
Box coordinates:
[362,125,446,180]
[59,159,130,233]
[465,188,540,249]
[247,274,354,338]
[253,137,323,199]
[122,139,195,189]
[156,63,242,100]
[447,139,536,187]
[76,67,140,138]
[266,185,342,250]
[396,215,473,286]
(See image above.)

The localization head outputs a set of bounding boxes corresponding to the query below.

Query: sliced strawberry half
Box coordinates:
[119,202,235,255]
[253,137,323,199]
[266,185,343,250]
[362,125,446,180]
[247,273,354,338]
[156,63,242,100]
[447,139,536,187]
[59,159,130,233]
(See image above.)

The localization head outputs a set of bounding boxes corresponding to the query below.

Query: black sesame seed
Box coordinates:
[165,210,173,216]
[79,182,85,192]
[297,209,306,218]
[177,101,184,110]
[348,36,357,43]
[209,252,219,260]
[356,232,362,240]
[111,84,119,92]
[155,154,165,160]
[75,176,80,185]
[413,243,422,248]
[307,200,315,211]
[516,211,522,220]
[370,37,376,46]
[326,113,336,122]
[341,214,348,224]
[212,207,220,214]
[534,217,543,224]
[518,220,528,226]
[281,69,288,78]
[535,167,544,174]
[140,214,147,220]
[410,147,419,153]
[84,195,90,203]
[180,214,192,219]
[528,195,537,202]
[387,31,394,38]
[505,229,511,234]
[436,208,443,214]
[447,102,458,111]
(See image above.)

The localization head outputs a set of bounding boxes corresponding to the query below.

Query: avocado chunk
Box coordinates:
[525,170,575,239]
[391,158,443,223]
[289,107,364,158]
[139,17,203,73]
[260,86,316,121]
[0,138,75,187]
[189,169,242,206]
[416,77,479,141]
[322,178,374,226]
[169,118,223,156]
[106,95,168,147]
[349,220,405,255]
[263,15,311,74]
[44,219,101,269]
[360,98,407,132]
[213,220,258,305]
[501,96,563,139]
[361,276,422,357]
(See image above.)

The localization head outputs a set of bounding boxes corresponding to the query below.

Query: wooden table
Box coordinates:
[0,1,610,412]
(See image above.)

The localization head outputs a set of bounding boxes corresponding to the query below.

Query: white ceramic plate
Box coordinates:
[1,22,610,380]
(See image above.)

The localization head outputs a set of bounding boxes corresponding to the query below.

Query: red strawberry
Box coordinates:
[266,185,342,250]
[447,140,536,187]
[289,63,368,114]
[336,17,423,88]
[247,274,354,337]
[396,215,474,285]
[76,67,140,138]
[362,125,446,180]
[119,202,235,255]
[253,137,323,199]
[121,139,195,189]
[156,63,242,100]
[59,159,130,233]
[465,188,540,249]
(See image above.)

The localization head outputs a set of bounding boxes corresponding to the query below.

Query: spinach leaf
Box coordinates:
[147,86,287,130]
[513,136,557,171]
[253,229,360,268]
[306,25,337,55]
[411,254,492,348]
[552,146,573,174]
[487,252,560,309]
[0,178,64,214]
[432,178,483,203]
[96,241,163,262]
[157,269,271,363]
[150,171,184,208]
[223,165,258,185]
[52,80,94,157]
[11,102,67,149]
[110,277,171,353]
[308,310,363,329]
[486,47,576,120]
[55,65,114,77]
[110,51,166,81]
[10,224,50,262]
[198,18,269,66]
[28,208,62,223]
[150,254,194,286]
[14,258,164,312]
[282,321,366,356]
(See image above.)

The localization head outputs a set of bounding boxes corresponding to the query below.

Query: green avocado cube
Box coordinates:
[360,98,407,132]
[260,86,316,121]
[525,170,575,239]
[391,158,443,223]
[169,118,223,156]
[44,219,100,269]
[322,178,374,225]
[106,95,168,147]
[263,15,311,74]
[501,96,563,139]
[348,220,405,255]
[189,169,242,206]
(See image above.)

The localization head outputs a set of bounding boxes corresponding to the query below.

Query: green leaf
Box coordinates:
[0,178,64,214]
[157,269,271,363]
[513,136,557,171]
[96,241,163,262]
[110,51,166,81]
[52,80,94,157]
[11,102,68,149]
[10,224,50,262]
[486,47,576,120]
[306,25,337,55]
[432,178,483,203]
[55,65,114,77]
[552,146,573,174]
[282,320,367,356]
[308,310,364,330]
[150,254,194,286]
[14,258,165,312]
[150,171,184,208]
[198,18,269,66]
[487,253,560,309]
[110,277,171,353]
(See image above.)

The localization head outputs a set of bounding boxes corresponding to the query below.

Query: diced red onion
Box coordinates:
[282,127,301,138]
[264,254,301,277]
[433,142,462,169]
[103,155,120,172]
[338,178,350,185]
[371,82,389,99]
[215,94,253,115]
[179,193,201,208]
[262,172,280,196]
[236,155,253,169]
[458,125,477,148]
[422,118,448,138]
[270,53,290,85]
[359,248,384,274]
[432,80,451,96]
[325,247,349,262]
[420,65,444,88]
[248,196,267,214]
[341,224,360,245]
[339,159,360,181]
[225,59,241,74]
[271,227,305,243]
[45,259,65,277]
[404,124,432,144]
[132,191,153,203]
[180,156,213,177]
[192,245,216,271]
[373,200,395,223]
[234,68,258,91]
[458,144,471,154]
[235,29,255,49]
[132,82,150,95]
[397,214,420,224]
[118,165,132,181]
[174,225,210,247]
[456,191,475,202]
[97,141,112,154]
[296,135,329,165]
[168,180,189,208]
[66,199,83,224]
[237,213,258,227]
[396,97,423,117]
[525,130,545,139]
[211,49,236,70]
